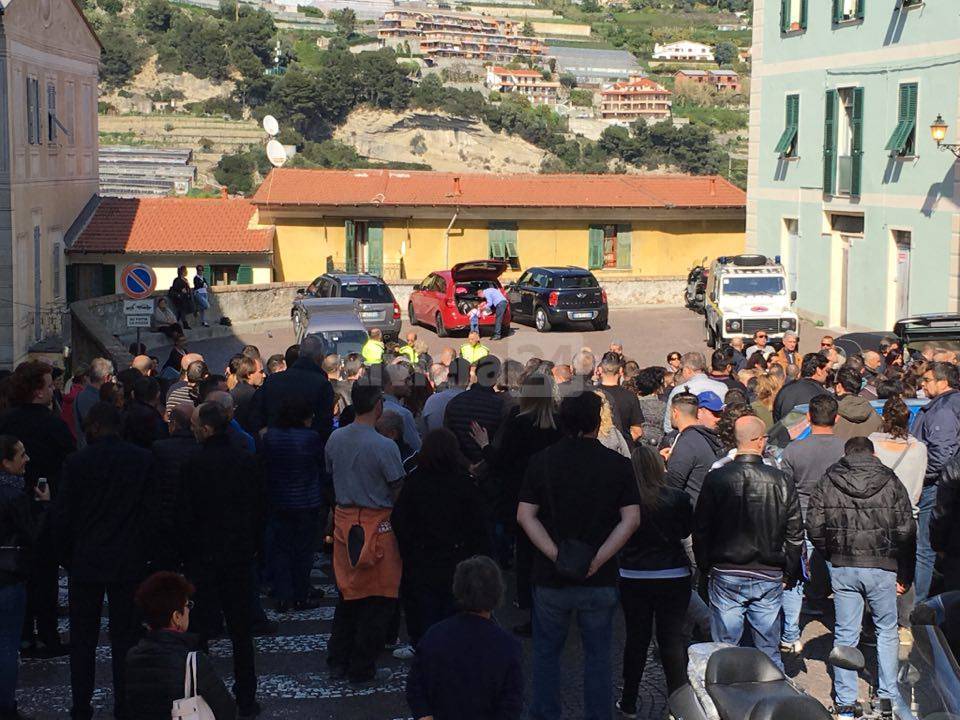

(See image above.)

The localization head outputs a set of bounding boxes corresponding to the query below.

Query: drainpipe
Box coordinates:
[444,209,459,268]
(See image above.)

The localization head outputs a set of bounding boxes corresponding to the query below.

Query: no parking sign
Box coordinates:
[120,263,156,300]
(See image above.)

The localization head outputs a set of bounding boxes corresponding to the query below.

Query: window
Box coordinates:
[209,265,239,285]
[780,0,808,33]
[775,94,800,158]
[833,0,864,23]
[26,78,40,145]
[886,83,918,157]
[824,87,863,196]
[552,274,599,289]
[47,83,57,143]
[488,222,519,270]
[340,281,394,303]
[722,276,786,295]
[588,224,631,270]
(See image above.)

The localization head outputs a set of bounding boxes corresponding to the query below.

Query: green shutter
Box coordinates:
[615,224,632,269]
[203,264,212,285]
[856,0,865,20]
[588,225,603,270]
[367,222,383,277]
[800,0,808,29]
[823,90,838,195]
[850,86,864,197]
[488,225,506,259]
[504,225,518,258]
[775,95,799,156]
[886,83,918,155]
[237,264,253,284]
[65,264,78,303]
[780,0,790,32]
[100,264,115,295]
[344,220,356,273]
[832,0,843,23]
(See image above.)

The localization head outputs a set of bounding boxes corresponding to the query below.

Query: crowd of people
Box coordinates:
[0,323,957,720]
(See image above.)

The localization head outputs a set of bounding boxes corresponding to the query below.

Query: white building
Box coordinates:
[485,66,559,106]
[652,41,714,63]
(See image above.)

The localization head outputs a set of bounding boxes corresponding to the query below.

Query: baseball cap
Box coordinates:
[697,391,724,413]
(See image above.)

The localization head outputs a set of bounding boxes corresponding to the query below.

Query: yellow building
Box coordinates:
[252,169,746,283]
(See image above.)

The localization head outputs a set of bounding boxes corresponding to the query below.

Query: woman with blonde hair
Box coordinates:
[594,390,631,458]
[751,372,781,429]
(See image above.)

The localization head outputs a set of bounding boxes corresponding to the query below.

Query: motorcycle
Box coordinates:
[684,257,709,314]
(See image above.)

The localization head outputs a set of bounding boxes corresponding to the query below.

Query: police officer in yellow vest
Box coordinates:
[361,327,385,364]
[398,331,419,364]
[459,331,489,364]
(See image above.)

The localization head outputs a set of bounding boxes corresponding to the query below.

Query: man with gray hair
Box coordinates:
[74,357,113,440]
[571,348,596,384]
[773,331,800,370]
[662,352,728,433]
[382,363,421,454]
[207,391,255,453]
[422,359,469,432]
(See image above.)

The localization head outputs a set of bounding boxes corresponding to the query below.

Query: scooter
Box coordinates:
[684,257,709,313]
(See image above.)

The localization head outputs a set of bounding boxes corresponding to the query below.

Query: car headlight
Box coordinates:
[780,318,797,331]
[725,319,741,332]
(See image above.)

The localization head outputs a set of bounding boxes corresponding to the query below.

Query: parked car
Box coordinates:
[408,260,512,338]
[292,297,369,356]
[505,266,608,332]
[298,273,401,341]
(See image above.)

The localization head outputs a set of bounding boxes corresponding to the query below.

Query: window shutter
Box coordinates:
[488,225,505,258]
[588,225,604,270]
[823,90,838,194]
[367,222,383,277]
[800,0,809,29]
[237,264,253,284]
[780,0,790,32]
[344,220,356,272]
[775,95,799,156]
[850,87,864,197]
[51,243,61,297]
[47,83,56,142]
[26,78,35,144]
[615,224,632,269]
[886,83,917,155]
[832,0,843,23]
[856,0,865,20]
[65,264,78,304]
[203,264,212,285]
[100,264,115,295]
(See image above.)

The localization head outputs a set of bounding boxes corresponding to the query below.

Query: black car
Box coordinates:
[505,266,608,332]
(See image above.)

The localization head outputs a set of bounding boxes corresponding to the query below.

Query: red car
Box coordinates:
[408,260,512,337]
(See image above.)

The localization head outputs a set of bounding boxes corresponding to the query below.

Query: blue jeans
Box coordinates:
[0,583,26,713]
[493,301,507,337]
[708,572,784,670]
[781,538,814,645]
[469,314,479,334]
[915,484,938,603]
[268,508,320,601]
[829,565,903,708]
[531,584,618,720]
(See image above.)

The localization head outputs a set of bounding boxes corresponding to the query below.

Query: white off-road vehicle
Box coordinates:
[704,254,798,348]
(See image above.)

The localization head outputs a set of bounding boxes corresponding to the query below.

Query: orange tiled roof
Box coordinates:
[67,197,275,255]
[603,77,671,94]
[490,66,545,77]
[252,169,745,209]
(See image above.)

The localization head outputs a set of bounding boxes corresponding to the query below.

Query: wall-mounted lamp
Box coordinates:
[931,114,960,158]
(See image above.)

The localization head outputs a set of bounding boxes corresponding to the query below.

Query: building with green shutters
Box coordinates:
[746,0,960,331]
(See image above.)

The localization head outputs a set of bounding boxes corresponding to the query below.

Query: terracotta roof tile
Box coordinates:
[252,169,744,210]
[67,197,274,255]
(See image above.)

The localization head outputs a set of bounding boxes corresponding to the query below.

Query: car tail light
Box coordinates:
[601,289,608,304]
[445,298,455,308]
[548,291,559,307]
[392,301,401,319]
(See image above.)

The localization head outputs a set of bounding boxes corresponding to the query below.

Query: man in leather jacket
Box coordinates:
[694,415,803,670]
[932,451,960,591]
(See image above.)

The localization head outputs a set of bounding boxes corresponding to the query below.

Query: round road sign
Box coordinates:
[120,263,157,300]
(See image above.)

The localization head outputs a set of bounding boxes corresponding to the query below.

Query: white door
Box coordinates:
[894,231,911,320]
[840,236,852,329]
[785,218,799,296]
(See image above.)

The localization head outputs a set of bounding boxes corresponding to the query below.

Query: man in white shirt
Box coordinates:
[745,330,776,362]
[662,352,728,433]
[481,286,508,340]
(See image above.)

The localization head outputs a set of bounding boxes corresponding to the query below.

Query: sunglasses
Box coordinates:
[756,334,767,339]
[821,342,834,348]
[668,356,680,362]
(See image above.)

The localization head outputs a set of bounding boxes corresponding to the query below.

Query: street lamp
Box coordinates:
[931,114,960,158]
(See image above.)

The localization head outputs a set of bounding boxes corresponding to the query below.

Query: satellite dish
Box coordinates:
[262,115,280,137]
[266,139,288,168]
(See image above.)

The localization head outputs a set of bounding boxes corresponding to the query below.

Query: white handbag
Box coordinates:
[171,651,216,720]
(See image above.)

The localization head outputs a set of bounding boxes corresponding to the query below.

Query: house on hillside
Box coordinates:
[599,76,672,124]
[0,0,101,367]
[652,41,714,63]
[675,69,742,93]
[250,168,745,281]
[485,66,560,106]
[746,0,958,330]
[65,197,275,302]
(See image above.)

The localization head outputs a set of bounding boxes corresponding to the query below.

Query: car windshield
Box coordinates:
[340,283,393,303]
[553,275,599,289]
[721,276,785,295]
[309,330,367,356]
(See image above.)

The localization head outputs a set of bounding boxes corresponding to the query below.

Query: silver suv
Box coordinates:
[299,273,401,341]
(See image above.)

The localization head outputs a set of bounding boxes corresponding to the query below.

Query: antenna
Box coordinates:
[262,115,280,137]
[266,139,288,168]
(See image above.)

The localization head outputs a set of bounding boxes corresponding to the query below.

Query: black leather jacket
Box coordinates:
[619,485,692,573]
[693,454,803,585]
[928,453,959,565]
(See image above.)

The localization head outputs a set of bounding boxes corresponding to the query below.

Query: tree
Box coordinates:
[330,8,357,38]
[412,73,445,110]
[214,150,255,194]
[98,0,123,14]
[232,8,277,66]
[521,20,534,37]
[136,0,176,35]
[714,41,737,67]
[99,19,146,87]
[559,73,577,89]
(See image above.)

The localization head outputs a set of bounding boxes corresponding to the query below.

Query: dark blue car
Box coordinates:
[504,266,608,332]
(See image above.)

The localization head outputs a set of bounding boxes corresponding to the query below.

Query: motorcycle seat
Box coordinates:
[705,647,832,720]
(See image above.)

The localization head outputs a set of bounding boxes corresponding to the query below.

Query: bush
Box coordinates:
[409,133,427,156]
[199,137,215,151]
[569,89,593,107]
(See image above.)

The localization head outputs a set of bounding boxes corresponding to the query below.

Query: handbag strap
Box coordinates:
[183,651,198,699]
[890,442,912,472]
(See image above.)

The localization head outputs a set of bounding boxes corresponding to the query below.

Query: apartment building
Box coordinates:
[746,0,959,331]
[485,66,560,105]
[652,41,714,63]
[675,69,743,93]
[378,7,544,62]
[0,0,101,367]
[599,76,672,124]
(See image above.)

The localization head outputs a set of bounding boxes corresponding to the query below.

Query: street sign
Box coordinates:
[123,299,154,315]
[126,315,151,328]
[120,263,157,300]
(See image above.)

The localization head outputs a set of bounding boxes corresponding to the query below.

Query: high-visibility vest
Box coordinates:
[398,344,418,364]
[460,342,489,364]
[361,339,385,364]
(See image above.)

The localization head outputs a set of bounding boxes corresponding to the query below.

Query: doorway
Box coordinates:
[784,218,799,296]
[893,230,911,320]
[839,236,852,329]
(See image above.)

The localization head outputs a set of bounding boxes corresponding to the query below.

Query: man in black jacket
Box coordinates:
[124,377,168,449]
[182,402,263,718]
[694,415,803,670]
[0,361,75,657]
[806,437,916,719]
[56,402,154,720]
[933,451,960,591]
[772,352,831,421]
[444,355,507,464]
[230,355,264,434]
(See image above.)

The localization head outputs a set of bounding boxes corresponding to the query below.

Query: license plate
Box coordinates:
[570,312,594,320]
[361,312,380,320]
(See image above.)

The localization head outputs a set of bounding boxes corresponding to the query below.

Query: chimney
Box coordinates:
[709,177,717,196]
[221,186,228,199]
[453,176,462,196]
